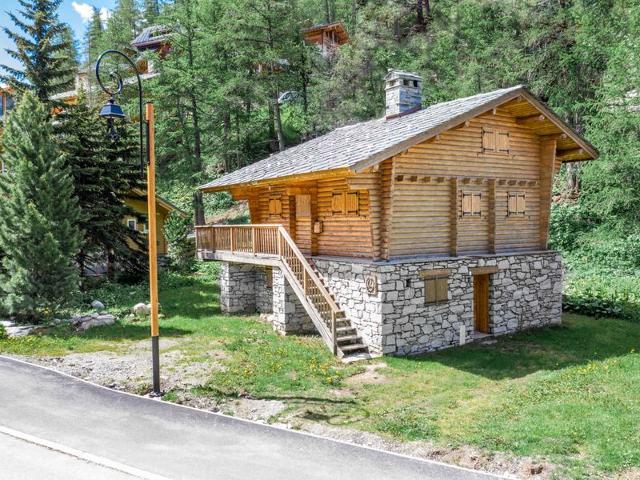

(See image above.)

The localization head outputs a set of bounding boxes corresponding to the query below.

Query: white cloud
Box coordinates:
[71,2,94,22]
[99,7,111,24]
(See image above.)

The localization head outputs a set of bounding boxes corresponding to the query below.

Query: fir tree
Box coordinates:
[55,93,147,280]
[0,92,81,321]
[85,7,106,65]
[0,0,75,103]
[143,0,161,25]
[104,0,141,52]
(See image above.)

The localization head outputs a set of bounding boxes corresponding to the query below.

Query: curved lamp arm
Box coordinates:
[95,49,145,175]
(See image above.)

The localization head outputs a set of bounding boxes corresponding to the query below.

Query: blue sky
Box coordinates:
[0,0,117,70]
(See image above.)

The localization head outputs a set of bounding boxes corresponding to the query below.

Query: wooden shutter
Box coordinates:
[508,192,526,215]
[516,193,526,214]
[345,192,359,215]
[471,193,481,215]
[462,192,472,215]
[482,128,495,151]
[508,193,517,214]
[435,277,448,302]
[425,278,436,303]
[496,132,510,153]
[268,198,282,216]
[332,192,345,214]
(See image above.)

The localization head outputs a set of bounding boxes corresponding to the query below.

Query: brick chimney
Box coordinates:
[385,69,422,119]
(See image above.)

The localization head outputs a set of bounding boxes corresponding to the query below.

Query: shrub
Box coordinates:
[164,212,195,273]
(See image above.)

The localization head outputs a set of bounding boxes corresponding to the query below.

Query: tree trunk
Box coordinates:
[416,0,426,32]
[272,94,285,152]
[193,190,205,225]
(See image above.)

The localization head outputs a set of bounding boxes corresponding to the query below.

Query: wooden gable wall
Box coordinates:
[380,108,552,258]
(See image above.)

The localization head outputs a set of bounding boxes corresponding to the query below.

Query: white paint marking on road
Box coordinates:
[0,426,173,480]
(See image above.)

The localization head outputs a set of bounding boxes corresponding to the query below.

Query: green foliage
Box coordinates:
[55,95,148,281]
[564,271,640,322]
[164,212,195,273]
[0,93,82,322]
[0,0,75,103]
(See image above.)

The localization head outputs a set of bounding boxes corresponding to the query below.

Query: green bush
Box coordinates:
[563,269,640,322]
[164,212,195,273]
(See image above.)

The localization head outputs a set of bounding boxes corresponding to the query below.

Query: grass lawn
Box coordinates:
[1,269,639,478]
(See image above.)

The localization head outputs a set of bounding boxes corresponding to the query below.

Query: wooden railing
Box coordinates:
[195,224,340,354]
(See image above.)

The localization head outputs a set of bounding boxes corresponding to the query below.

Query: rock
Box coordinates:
[91,300,105,312]
[5,325,36,338]
[76,314,116,331]
[132,303,151,317]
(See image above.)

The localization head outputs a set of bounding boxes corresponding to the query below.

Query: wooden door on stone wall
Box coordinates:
[294,194,312,255]
[473,274,490,333]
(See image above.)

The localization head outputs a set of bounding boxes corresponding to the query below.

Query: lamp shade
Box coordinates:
[99,97,125,120]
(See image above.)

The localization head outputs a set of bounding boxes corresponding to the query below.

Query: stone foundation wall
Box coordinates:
[314,251,563,356]
[255,267,273,314]
[219,262,257,313]
[271,268,316,335]
[219,262,314,335]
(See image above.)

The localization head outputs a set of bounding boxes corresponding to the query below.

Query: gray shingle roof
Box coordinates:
[199,85,557,191]
[131,26,171,49]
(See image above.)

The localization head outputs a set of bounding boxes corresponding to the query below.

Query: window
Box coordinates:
[127,218,137,231]
[482,128,510,154]
[331,191,360,216]
[421,269,450,304]
[462,191,482,217]
[268,198,282,216]
[508,192,526,216]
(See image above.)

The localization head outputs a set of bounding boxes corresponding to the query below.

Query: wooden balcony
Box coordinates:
[195,224,369,359]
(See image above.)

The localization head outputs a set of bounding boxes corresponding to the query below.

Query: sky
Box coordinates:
[0,0,117,70]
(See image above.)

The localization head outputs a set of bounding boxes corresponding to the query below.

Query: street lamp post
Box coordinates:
[95,49,161,396]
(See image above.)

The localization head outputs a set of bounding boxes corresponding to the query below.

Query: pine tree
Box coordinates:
[85,7,106,65]
[54,24,80,94]
[0,92,82,321]
[55,93,147,280]
[0,0,75,103]
[143,0,161,25]
[104,0,141,52]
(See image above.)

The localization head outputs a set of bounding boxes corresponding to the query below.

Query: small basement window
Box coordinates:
[421,269,451,304]
[127,218,137,231]
[268,197,282,216]
[462,191,482,217]
[508,192,526,216]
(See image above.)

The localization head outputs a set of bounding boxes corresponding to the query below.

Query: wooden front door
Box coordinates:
[294,194,312,255]
[473,274,490,333]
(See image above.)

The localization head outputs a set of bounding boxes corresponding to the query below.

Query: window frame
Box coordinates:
[268,197,283,217]
[507,191,526,217]
[461,191,482,217]
[126,217,137,231]
[421,269,451,304]
[331,191,360,216]
[482,127,510,155]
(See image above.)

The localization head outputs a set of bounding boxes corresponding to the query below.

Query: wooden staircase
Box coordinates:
[195,224,370,360]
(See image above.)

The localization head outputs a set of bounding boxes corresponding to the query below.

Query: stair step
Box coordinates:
[337,334,361,343]
[336,326,356,334]
[340,343,367,353]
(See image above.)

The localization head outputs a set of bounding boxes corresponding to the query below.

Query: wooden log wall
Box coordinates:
[384,109,548,258]
[236,107,559,261]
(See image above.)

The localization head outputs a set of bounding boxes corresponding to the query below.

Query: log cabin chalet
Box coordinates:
[196,70,598,360]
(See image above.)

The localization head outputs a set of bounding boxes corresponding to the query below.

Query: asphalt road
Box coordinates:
[0,356,506,480]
